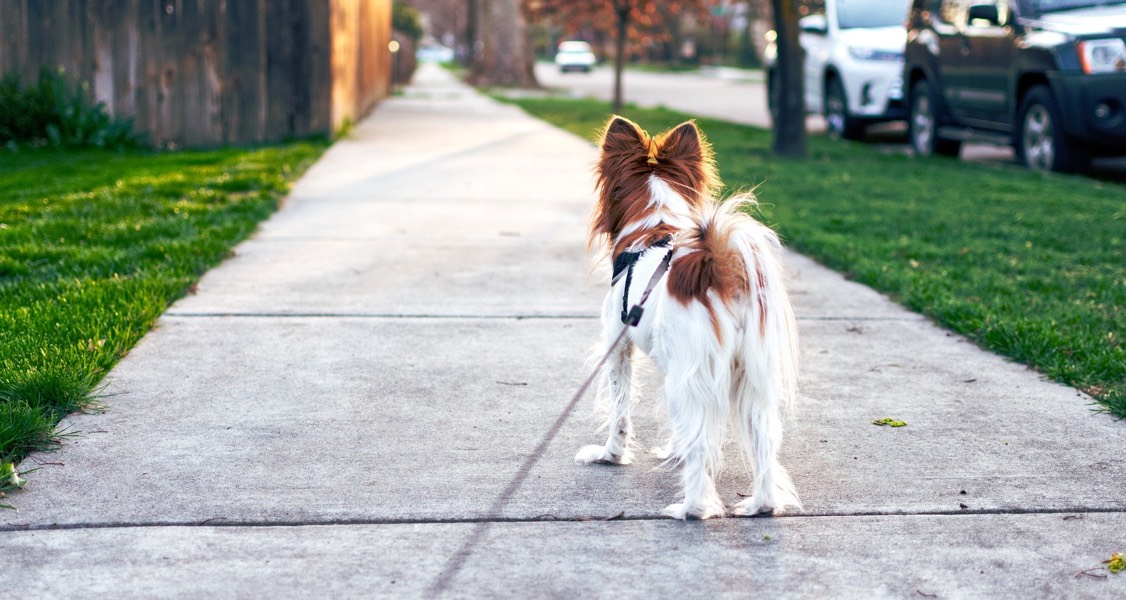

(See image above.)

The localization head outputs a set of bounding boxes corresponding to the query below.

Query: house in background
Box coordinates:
[0,0,393,148]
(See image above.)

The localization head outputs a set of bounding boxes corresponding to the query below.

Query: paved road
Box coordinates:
[536,63,776,128]
[535,63,1126,180]
[3,63,1124,597]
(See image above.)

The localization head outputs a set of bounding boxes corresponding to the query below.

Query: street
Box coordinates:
[535,62,774,128]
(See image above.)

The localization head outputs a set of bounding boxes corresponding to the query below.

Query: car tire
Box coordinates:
[1015,85,1088,173]
[825,77,863,140]
[909,79,961,158]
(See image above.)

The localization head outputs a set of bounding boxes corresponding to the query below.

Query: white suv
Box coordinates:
[767,0,912,139]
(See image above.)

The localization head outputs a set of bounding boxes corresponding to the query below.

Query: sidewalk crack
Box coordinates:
[4,506,1124,534]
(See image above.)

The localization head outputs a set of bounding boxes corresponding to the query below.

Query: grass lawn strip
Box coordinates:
[0,142,328,474]
[499,96,1125,418]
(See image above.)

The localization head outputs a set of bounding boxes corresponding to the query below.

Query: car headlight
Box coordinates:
[1078,39,1126,74]
[848,46,903,62]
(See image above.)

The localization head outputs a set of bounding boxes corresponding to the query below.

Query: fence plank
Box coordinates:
[1,0,390,148]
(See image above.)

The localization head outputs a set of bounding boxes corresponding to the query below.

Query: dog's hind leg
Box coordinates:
[732,389,801,516]
[575,340,635,465]
[661,371,728,520]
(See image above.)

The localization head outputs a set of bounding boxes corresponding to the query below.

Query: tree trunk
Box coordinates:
[465,0,477,67]
[770,0,806,157]
[612,3,630,113]
[468,0,539,87]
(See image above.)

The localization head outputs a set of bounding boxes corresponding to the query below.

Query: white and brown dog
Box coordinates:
[576,116,800,519]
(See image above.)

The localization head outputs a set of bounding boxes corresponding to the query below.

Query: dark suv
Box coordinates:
[904,0,1126,172]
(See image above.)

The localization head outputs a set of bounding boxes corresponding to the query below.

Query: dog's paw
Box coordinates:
[574,445,633,465]
[662,500,725,520]
[732,497,774,517]
[735,468,802,517]
[650,445,672,461]
[732,494,800,517]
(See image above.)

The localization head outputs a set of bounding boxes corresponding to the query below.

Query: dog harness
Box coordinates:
[612,236,673,325]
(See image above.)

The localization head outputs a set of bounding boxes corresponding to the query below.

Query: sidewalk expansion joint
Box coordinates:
[4,506,1123,534]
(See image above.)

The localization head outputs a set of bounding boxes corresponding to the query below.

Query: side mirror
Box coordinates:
[799,14,828,35]
[967,3,1001,27]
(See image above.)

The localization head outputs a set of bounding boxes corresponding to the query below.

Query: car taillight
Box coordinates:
[1077,39,1126,74]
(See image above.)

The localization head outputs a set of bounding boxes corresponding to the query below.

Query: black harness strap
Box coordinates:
[616,239,674,325]
[611,251,641,284]
[611,235,671,284]
[620,262,636,324]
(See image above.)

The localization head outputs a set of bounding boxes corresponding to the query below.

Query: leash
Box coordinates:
[565,247,674,409]
[428,247,672,596]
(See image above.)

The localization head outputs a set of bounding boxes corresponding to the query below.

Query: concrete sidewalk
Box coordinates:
[3,63,1124,597]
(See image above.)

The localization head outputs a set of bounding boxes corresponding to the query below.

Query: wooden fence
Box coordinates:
[0,0,392,147]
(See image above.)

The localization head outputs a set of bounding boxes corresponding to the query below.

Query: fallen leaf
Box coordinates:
[1105,552,1125,574]
[872,418,907,427]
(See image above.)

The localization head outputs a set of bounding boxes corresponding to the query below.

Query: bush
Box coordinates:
[392,1,423,42]
[0,73,57,142]
[0,70,141,150]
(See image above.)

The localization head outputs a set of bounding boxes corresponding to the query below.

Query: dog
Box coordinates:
[575,116,800,519]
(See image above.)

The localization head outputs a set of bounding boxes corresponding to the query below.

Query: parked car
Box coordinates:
[555,40,597,73]
[766,0,913,139]
[904,0,1126,172]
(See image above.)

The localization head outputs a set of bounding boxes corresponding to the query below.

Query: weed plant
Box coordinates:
[1,70,140,149]
[501,96,1125,418]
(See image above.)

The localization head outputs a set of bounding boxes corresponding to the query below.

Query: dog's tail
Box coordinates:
[673,195,801,511]
[671,195,799,404]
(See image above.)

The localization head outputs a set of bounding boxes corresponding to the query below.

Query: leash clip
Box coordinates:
[625,305,643,327]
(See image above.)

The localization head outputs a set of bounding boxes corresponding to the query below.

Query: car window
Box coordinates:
[937,0,1011,27]
[558,41,592,53]
[938,0,967,25]
[801,1,827,17]
[837,0,913,28]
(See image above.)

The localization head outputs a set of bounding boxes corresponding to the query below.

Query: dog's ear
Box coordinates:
[654,120,720,200]
[657,121,703,163]
[600,116,647,155]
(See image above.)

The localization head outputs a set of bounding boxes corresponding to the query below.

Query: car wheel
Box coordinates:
[825,77,863,140]
[909,79,961,158]
[1016,86,1088,173]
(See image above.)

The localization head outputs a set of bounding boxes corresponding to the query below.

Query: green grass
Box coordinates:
[498,96,1126,418]
[0,142,329,468]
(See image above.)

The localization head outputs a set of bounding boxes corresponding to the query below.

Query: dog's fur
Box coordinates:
[575,116,800,519]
